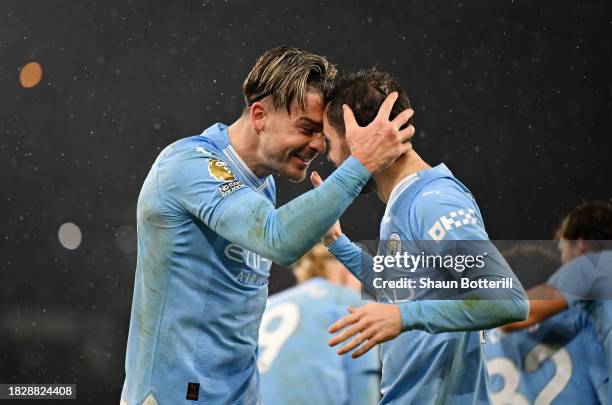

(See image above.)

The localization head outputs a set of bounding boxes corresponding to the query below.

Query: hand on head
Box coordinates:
[344,92,415,173]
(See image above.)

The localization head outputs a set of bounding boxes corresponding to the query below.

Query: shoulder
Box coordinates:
[159,137,238,183]
[413,177,477,212]
[165,136,222,161]
[328,283,363,307]
[408,178,487,240]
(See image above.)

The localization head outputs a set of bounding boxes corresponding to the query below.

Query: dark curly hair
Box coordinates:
[325,67,412,134]
[555,200,612,251]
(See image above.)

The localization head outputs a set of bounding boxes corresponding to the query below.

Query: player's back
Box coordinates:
[259,278,379,405]
[485,304,608,404]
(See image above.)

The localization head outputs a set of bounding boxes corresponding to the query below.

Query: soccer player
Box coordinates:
[502,201,612,403]
[311,68,528,404]
[259,244,379,405]
[120,48,415,405]
[485,245,608,404]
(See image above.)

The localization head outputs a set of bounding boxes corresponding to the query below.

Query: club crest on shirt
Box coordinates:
[208,158,236,182]
[387,233,401,256]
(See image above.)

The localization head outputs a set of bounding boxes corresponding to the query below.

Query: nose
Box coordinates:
[309,133,326,155]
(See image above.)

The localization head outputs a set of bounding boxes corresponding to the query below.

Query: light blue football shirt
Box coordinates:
[259,278,379,405]
[547,249,612,404]
[329,164,528,404]
[485,305,608,405]
[121,123,371,405]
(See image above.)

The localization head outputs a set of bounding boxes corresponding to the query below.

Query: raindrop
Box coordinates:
[58,222,82,250]
[115,225,137,253]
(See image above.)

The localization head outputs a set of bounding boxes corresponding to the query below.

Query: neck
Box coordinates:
[374,149,431,204]
[227,114,272,178]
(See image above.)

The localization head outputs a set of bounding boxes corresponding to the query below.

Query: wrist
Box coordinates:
[323,230,342,246]
[398,301,419,332]
[350,152,377,173]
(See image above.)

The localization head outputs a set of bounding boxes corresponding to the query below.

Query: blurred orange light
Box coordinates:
[20,61,43,88]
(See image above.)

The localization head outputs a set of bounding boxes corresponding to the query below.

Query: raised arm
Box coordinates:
[162,93,414,266]
[327,183,528,357]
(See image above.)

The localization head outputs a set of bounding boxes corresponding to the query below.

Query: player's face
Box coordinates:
[323,111,376,194]
[557,239,584,264]
[259,91,325,182]
[322,112,352,168]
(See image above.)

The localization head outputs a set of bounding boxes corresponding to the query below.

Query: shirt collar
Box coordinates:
[385,163,451,211]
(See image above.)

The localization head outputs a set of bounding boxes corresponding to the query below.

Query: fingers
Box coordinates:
[351,335,379,358]
[342,104,358,131]
[328,311,360,334]
[391,108,414,130]
[329,322,365,348]
[398,143,413,156]
[398,125,415,143]
[375,92,399,120]
[337,329,374,355]
[310,171,323,187]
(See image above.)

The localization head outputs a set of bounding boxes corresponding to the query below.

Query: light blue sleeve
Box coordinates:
[548,254,599,305]
[159,146,371,266]
[399,183,528,333]
[327,235,377,297]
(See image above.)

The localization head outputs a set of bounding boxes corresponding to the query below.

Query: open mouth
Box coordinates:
[292,152,314,165]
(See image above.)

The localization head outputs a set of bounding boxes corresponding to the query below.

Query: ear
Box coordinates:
[249,101,267,133]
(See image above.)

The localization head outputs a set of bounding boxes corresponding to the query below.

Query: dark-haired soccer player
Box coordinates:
[312,68,528,404]
[120,49,414,405]
[502,201,612,403]
[485,244,607,404]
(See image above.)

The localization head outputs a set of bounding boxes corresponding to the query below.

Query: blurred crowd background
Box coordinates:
[1,0,610,403]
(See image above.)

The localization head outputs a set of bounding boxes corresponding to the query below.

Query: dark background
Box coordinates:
[1,0,611,403]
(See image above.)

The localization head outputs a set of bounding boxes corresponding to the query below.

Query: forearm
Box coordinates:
[503,286,568,331]
[400,297,528,334]
[213,157,370,266]
[328,234,377,296]
[400,250,528,333]
[501,302,555,332]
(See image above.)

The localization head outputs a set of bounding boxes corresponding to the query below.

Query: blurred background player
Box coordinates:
[502,200,612,403]
[485,244,608,404]
[314,68,528,404]
[259,244,379,405]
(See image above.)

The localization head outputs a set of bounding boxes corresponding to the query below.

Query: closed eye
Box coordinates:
[298,127,321,136]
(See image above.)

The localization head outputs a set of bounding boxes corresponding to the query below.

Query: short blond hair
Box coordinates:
[293,244,335,283]
[243,46,336,113]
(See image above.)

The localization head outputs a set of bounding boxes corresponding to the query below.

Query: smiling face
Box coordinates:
[257,91,326,182]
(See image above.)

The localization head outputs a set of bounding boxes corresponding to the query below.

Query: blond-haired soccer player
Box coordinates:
[259,245,379,405]
[120,48,414,405]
